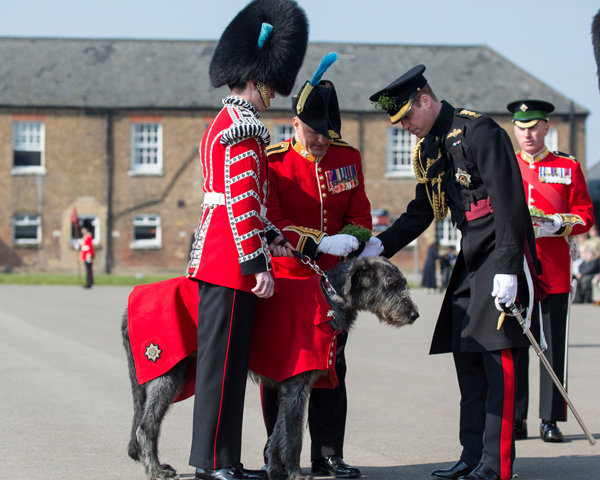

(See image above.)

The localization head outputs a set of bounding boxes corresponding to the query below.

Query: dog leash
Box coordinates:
[289,249,338,298]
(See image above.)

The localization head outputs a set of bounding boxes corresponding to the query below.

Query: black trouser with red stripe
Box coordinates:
[261,332,349,461]
[453,348,520,480]
[189,281,257,470]
[515,293,569,422]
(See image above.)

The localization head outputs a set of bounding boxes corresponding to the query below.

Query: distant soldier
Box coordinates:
[79,227,94,289]
[507,99,595,442]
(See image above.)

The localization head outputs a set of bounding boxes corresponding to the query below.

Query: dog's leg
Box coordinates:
[276,371,321,480]
[137,358,188,480]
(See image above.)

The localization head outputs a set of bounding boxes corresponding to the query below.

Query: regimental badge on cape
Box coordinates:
[144,342,162,363]
[455,168,472,188]
[325,165,359,194]
[539,167,572,185]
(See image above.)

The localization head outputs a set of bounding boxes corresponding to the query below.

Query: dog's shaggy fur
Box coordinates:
[122,256,419,480]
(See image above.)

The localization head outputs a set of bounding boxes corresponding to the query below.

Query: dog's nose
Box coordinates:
[410,310,419,322]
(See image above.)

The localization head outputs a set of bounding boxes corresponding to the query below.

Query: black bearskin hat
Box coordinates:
[593,9,600,92]
[209,0,309,97]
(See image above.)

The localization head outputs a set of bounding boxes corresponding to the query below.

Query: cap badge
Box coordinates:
[455,168,472,188]
[447,128,462,139]
[520,104,528,112]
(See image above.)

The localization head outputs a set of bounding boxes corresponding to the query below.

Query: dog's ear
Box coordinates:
[349,260,377,294]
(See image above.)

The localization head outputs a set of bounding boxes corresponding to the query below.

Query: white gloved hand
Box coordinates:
[317,234,359,256]
[535,214,562,235]
[491,274,518,311]
[358,236,384,258]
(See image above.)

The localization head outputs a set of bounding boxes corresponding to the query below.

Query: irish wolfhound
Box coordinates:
[122,255,419,480]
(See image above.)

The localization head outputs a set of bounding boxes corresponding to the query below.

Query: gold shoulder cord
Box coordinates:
[412,138,448,221]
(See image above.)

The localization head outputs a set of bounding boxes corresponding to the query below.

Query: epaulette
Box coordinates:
[457,109,483,119]
[553,151,578,162]
[266,141,291,156]
[331,139,358,151]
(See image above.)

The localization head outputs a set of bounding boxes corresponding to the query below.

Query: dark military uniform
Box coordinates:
[376,100,540,480]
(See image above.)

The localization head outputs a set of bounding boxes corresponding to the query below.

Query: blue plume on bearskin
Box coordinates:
[209,0,309,97]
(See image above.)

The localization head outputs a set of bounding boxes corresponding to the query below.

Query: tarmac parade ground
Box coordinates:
[0,284,598,480]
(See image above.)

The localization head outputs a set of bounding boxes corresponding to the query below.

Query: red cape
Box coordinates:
[128,276,338,403]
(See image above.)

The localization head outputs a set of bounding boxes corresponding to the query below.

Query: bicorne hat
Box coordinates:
[292,53,342,139]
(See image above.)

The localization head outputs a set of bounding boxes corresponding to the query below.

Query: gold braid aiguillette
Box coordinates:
[412,138,448,221]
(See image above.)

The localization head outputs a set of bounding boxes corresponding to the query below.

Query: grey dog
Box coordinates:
[122,255,419,480]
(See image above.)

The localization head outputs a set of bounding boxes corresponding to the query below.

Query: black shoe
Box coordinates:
[514,418,527,440]
[540,420,563,442]
[458,463,499,480]
[311,456,361,478]
[432,460,472,479]
[196,464,268,480]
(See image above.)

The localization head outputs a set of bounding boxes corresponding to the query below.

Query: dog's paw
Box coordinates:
[149,464,177,479]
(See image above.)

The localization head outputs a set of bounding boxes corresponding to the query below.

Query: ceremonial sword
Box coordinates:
[506,302,596,446]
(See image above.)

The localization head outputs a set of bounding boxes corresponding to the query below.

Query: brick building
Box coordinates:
[0,38,589,275]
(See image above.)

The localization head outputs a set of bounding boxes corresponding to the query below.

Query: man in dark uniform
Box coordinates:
[507,99,595,442]
[186,1,308,479]
[361,65,543,480]
[261,54,372,478]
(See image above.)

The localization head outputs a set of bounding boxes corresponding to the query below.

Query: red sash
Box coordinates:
[519,164,567,213]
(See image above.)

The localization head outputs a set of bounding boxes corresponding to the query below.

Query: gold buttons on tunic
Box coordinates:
[324,218,328,223]
[322,193,327,199]
[324,227,328,232]
[323,210,328,214]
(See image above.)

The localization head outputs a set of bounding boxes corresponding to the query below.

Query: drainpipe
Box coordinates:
[569,100,576,158]
[105,110,114,274]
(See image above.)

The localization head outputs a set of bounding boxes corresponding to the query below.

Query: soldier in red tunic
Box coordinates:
[507,100,595,442]
[261,54,372,479]
[79,227,94,289]
[186,2,308,479]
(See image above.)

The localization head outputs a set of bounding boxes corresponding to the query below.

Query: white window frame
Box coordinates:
[545,127,558,152]
[129,123,163,175]
[12,121,46,175]
[71,215,101,246]
[13,214,42,245]
[273,124,294,144]
[435,216,461,248]
[385,127,416,178]
[130,214,162,249]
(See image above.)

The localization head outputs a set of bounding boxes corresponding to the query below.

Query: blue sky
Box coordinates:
[3,0,600,167]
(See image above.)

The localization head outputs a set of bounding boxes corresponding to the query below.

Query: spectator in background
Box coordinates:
[573,248,600,303]
[421,241,440,293]
[440,245,457,290]
[583,225,600,258]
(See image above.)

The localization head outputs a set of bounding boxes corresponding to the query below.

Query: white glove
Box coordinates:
[535,214,562,235]
[317,234,359,256]
[358,236,384,258]
[491,274,518,311]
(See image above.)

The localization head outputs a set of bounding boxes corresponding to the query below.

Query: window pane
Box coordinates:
[15,225,39,240]
[134,226,157,240]
[14,151,42,166]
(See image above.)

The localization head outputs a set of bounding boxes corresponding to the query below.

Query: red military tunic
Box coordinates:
[266,136,372,279]
[79,234,94,261]
[517,147,595,293]
[187,96,280,292]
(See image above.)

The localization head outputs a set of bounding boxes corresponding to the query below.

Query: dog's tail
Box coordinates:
[121,309,145,462]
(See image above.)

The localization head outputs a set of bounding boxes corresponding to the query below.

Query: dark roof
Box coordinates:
[0,37,588,115]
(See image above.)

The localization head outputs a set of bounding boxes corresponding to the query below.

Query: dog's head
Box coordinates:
[328,256,419,330]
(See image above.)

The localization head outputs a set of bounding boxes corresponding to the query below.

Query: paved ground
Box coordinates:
[0,284,598,480]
